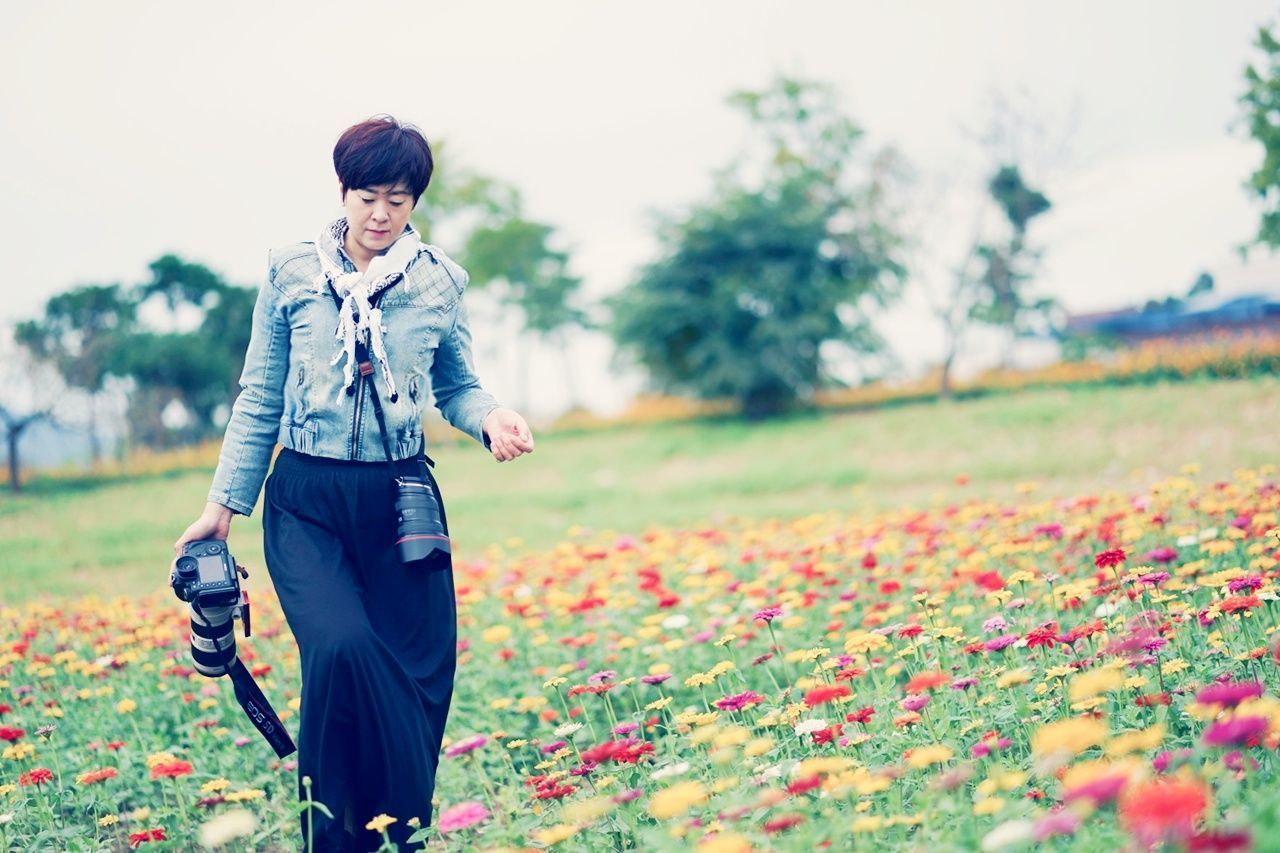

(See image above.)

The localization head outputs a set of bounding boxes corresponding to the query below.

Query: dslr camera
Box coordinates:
[171,539,295,758]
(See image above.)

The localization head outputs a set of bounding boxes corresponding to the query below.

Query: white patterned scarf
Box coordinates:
[314,218,423,404]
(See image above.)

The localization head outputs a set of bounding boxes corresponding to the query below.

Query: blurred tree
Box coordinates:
[967,164,1059,365]
[1242,22,1280,249]
[0,337,65,493]
[611,76,906,418]
[463,214,588,409]
[413,142,588,409]
[123,256,254,446]
[12,284,134,462]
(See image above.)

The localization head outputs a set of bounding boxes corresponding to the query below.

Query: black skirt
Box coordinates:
[263,448,457,852]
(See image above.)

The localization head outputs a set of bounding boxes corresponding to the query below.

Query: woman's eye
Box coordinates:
[361,198,375,204]
[391,202,404,207]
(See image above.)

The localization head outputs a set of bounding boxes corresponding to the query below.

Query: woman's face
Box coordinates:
[341,181,415,258]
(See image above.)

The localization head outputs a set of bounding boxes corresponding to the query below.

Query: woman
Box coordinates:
[174,115,534,852]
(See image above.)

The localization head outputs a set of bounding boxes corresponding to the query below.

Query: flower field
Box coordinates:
[3,466,1280,850]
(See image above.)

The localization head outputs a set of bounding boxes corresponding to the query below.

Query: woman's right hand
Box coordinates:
[172,502,235,576]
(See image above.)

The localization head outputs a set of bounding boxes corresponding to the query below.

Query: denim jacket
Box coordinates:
[207,239,500,516]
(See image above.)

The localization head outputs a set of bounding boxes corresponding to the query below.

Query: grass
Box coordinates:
[3,376,1278,601]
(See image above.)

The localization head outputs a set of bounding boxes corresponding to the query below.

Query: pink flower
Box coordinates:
[900,695,930,712]
[753,606,783,623]
[983,634,1020,652]
[1033,809,1081,841]
[1196,680,1264,709]
[444,735,488,758]
[715,691,766,712]
[437,800,489,833]
[1203,716,1269,748]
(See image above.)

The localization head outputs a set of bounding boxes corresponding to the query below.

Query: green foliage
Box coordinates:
[968,164,1058,339]
[12,284,134,395]
[1242,22,1280,249]
[611,76,905,418]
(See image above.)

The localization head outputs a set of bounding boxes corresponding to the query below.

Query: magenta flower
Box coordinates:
[753,606,783,623]
[611,788,643,804]
[437,801,489,833]
[1228,576,1264,594]
[612,722,639,736]
[900,695,930,712]
[1033,810,1081,841]
[1144,546,1179,564]
[1063,774,1128,806]
[1197,680,1264,708]
[640,674,672,685]
[444,735,488,758]
[1203,716,1269,748]
[587,670,617,685]
[981,616,1008,633]
[983,634,1020,652]
[714,691,765,712]
[1136,571,1169,587]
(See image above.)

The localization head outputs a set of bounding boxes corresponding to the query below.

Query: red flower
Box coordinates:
[150,760,194,780]
[1119,778,1208,847]
[785,775,822,796]
[1025,622,1060,650]
[845,707,875,725]
[803,684,852,707]
[19,767,54,786]
[128,828,168,848]
[1219,596,1261,615]
[763,814,804,834]
[811,724,843,745]
[1094,548,1127,569]
[0,726,24,742]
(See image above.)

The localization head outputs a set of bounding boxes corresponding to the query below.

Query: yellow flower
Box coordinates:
[481,625,512,644]
[116,699,137,714]
[1161,658,1189,676]
[201,778,231,794]
[996,669,1031,689]
[697,831,752,852]
[533,823,580,845]
[0,784,14,796]
[1068,668,1124,703]
[907,744,953,770]
[224,789,266,803]
[1105,725,1166,757]
[3,744,35,761]
[98,814,119,827]
[1032,717,1108,758]
[562,796,613,824]
[685,672,714,688]
[129,807,151,822]
[743,737,774,758]
[648,781,708,819]
[645,697,672,712]
[851,815,884,833]
[364,814,397,833]
[973,797,1005,815]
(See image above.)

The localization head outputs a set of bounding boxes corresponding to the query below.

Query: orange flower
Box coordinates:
[803,684,851,707]
[905,671,950,694]
[150,760,194,780]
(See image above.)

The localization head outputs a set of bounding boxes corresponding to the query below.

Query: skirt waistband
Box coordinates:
[273,447,426,477]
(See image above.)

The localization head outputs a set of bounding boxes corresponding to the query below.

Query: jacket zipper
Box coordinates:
[350,371,366,460]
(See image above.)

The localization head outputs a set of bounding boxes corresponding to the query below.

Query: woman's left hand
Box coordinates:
[483,408,535,462]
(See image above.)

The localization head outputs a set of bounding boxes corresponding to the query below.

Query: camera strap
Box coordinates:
[326,283,448,534]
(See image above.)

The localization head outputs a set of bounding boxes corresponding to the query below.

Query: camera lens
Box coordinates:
[394,477,450,565]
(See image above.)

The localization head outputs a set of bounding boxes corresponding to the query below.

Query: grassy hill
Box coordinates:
[3,377,1277,600]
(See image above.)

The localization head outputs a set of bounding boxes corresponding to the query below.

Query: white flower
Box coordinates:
[793,719,828,736]
[980,819,1034,851]
[651,761,690,780]
[661,614,690,630]
[1176,534,1198,547]
[0,814,12,826]
[553,722,583,738]
[1094,602,1121,618]
[199,809,258,849]
[1198,527,1220,542]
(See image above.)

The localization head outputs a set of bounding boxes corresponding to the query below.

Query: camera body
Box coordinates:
[394,474,451,566]
[172,539,242,607]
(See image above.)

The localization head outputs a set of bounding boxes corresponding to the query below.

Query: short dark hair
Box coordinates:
[333,115,434,203]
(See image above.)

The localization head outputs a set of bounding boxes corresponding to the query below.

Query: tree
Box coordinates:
[967,164,1058,362]
[0,334,66,493]
[1242,22,1280,249]
[12,284,134,463]
[610,76,906,418]
[462,214,589,409]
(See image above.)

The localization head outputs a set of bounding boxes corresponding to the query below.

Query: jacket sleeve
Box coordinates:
[206,256,290,515]
[430,275,501,449]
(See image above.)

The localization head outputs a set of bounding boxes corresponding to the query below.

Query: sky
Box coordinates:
[3,1,1278,418]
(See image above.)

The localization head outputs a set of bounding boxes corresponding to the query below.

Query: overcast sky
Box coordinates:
[4,1,1277,416]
